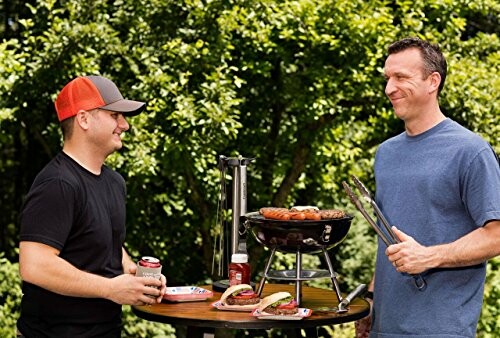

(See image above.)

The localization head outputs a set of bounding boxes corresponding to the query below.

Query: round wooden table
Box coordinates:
[133,283,370,337]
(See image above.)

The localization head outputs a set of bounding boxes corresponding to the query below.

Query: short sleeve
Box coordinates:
[20,178,77,251]
[462,146,500,226]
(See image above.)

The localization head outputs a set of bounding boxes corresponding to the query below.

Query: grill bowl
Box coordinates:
[243,212,353,254]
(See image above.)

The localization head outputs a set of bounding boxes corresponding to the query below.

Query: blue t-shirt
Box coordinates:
[370,118,500,338]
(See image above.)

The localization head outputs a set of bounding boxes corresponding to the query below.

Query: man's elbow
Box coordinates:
[19,253,38,283]
[18,241,59,284]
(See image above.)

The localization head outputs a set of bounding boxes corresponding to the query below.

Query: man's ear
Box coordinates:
[75,110,91,130]
[428,72,441,94]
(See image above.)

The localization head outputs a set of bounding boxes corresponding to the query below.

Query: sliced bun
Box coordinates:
[257,291,292,311]
[290,206,319,212]
[220,284,253,304]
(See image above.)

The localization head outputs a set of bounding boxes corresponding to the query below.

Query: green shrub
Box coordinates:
[0,254,22,337]
[478,257,500,338]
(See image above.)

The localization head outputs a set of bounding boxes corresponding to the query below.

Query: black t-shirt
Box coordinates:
[18,152,126,337]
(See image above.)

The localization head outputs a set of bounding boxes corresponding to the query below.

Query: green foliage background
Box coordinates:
[0,0,498,337]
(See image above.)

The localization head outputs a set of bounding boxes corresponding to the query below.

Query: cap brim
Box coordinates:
[101,99,146,116]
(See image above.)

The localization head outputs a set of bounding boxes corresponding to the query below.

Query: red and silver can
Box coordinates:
[136,256,162,280]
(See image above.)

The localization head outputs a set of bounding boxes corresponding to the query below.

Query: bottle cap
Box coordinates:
[231,253,248,264]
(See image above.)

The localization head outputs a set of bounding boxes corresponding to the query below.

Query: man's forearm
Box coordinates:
[431,220,500,268]
[19,241,112,299]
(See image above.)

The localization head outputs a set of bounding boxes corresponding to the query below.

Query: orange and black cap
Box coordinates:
[54,75,146,122]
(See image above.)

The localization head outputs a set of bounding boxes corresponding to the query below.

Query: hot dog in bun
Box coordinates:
[220,284,260,306]
[257,291,298,315]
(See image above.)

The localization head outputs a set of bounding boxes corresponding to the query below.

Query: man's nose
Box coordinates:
[118,114,130,131]
[385,78,396,96]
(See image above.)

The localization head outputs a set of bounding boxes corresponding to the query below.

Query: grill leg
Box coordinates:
[295,250,302,306]
[257,247,276,296]
[322,247,343,302]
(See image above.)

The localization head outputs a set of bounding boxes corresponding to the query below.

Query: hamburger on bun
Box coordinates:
[220,284,260,306]
[257,291,298,315]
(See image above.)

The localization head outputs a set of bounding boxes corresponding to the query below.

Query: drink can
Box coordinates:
[136,256,162,280]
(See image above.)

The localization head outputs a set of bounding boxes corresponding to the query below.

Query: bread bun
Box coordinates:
[220,284,260,306]
[290,206,319,212]
[258,291,298,315]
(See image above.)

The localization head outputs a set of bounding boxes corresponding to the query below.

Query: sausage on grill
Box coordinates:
[260,207,345,220]
[259,207,291,220]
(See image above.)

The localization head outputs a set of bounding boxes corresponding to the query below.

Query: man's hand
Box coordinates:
[106,274,164,306]
[385,226,432,274]
[158,274,167,303]
[355,299,372,338]
[119,248,167,304]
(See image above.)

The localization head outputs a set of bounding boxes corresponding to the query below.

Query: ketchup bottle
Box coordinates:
[228,253,251,286]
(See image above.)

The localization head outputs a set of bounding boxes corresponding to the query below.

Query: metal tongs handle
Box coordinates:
[342,180,393,247]
[350,176,399,244]
[343,176,427,291]
[338,283,367,312]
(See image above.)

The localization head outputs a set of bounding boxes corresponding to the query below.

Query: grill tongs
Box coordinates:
[342,175,427,291]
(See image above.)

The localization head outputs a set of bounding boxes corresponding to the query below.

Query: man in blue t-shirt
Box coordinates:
[18,76,167,337]
[355,38,500,338]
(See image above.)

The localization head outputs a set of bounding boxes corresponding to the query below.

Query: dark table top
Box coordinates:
[133,283,370,330]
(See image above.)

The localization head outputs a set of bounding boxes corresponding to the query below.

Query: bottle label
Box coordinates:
[229,270,243,286]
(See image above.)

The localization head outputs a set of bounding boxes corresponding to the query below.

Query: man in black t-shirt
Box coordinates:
[17,76,166,337]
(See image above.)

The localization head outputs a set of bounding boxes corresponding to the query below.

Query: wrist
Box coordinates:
[430,245,446,268]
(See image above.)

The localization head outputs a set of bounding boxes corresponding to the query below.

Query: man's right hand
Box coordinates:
[107,273,163,306]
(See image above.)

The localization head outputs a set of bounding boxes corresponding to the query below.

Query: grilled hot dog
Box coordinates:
[259,206,344,220]
[259,207,291,220]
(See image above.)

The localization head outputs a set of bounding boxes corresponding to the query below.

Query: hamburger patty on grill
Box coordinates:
[319,209,346,219]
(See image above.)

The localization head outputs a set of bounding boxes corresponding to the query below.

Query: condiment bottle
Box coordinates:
[228,253,251,286]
